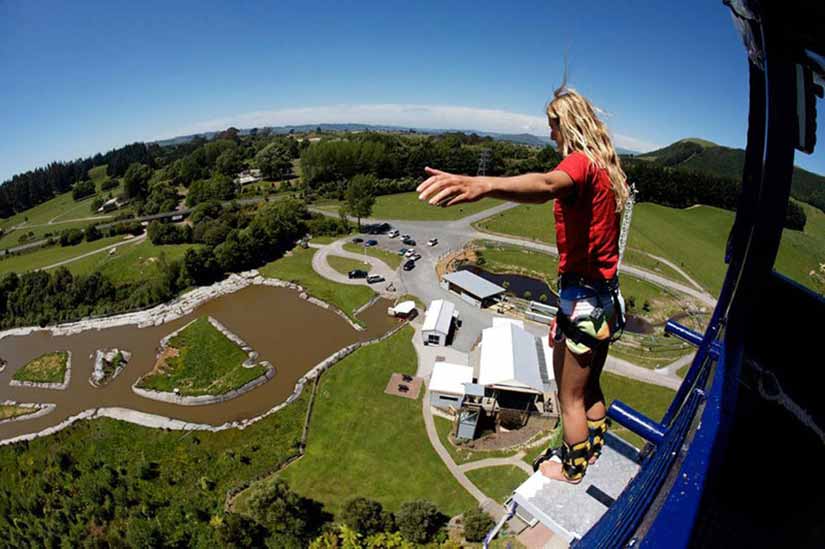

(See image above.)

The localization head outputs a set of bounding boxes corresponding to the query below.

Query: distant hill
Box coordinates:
[636,138,825,212]
[153,123,640,154]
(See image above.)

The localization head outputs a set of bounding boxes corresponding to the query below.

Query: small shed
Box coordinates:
[429,362,474,410]
[389,300,417,318]
[422,299,456,346]
[441,270,506,308]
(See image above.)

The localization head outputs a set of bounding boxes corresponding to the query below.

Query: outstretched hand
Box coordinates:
[417,167,489,207]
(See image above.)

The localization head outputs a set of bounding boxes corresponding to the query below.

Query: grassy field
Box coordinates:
[0,235,130,276]
[0,404,39,421]
[13,351,69,384]
[600,371,675,449]
[326,255,370,276]
[475,201,557,245]
[136,317,268,397]
[309,234,347,245]
[521,429,563,467]
[775,201,825,295]
[259,247,375,325]
[342,242,403,270]
[69,239,196,285]
[475,240,559,291]
[274,326,475,517]
[319,192,504,221]
[465,466,529,503]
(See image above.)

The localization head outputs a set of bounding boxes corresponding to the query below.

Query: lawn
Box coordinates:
[275,326,475,517]
[326,255,370,276]
[465,466,529,503]
[136,317,268,397]
[259,247,375,325]
[0,235,126,276]
[68,239,196,285]
[309,234,347,245]
[0,404,39,421]
[13,351,69,384]
[775,201,825,295]
[609,334,695,369]
[474,240,559,290]
[475,201,557,245]
[0,391,310,545]
[320,192,504,221]
[600,371,675,449]
[342,242,403,270]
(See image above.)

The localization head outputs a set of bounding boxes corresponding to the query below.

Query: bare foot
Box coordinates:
[538,459,582,484]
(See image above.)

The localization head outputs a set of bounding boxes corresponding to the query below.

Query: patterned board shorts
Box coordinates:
[550,284,625,355]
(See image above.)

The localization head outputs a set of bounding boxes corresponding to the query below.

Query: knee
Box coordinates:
[559,391,585,415]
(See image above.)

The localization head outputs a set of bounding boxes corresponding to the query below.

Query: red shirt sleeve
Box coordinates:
[553,152,591,188]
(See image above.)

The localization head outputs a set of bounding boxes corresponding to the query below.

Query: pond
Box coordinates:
[0,285,396,440]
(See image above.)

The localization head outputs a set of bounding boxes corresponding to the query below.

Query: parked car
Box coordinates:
[365,239,378,247]
[388,229,400,238]
[352,237,364,244]
[411,253,422,261]
[398,247,409,255]
[403,259,416,271]
[348,269,368,279]
[402,238,416,246]
[401,234,411,240]
[405,249,416,257]
[427,238,438,247]
[367,274,385,284]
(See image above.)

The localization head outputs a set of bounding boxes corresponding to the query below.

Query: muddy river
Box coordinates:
[0,285,396,440]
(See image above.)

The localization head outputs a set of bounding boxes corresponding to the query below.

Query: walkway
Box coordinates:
[308,240,397,292]
[38,234,146,271]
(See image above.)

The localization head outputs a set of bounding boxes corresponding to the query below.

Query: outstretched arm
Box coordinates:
[417,167,574,206]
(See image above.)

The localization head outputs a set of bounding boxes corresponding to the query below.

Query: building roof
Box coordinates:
[430,362,474,395]
[393,300,416,315]
[478,322,554,394]
[422,299,455,335]
[443,270,506,299]
[492,317,524,329]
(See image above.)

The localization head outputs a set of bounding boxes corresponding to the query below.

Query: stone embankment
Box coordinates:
[0,320,409,447]
[0,270,364,343]
[0,401,56,425]
[9,351,72,391]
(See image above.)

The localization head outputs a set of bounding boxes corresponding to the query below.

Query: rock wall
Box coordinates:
[132,363,275,406]
[0,401,56,425]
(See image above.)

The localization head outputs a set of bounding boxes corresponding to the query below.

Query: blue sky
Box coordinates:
[2,0,824,181]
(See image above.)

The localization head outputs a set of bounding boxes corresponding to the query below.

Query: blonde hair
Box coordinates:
[547,87,629,212]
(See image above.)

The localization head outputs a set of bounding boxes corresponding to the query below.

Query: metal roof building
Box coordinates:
[441,270,506,308]
[422,299,456,346]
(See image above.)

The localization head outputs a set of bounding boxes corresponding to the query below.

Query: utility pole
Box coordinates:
[477,148,491,177]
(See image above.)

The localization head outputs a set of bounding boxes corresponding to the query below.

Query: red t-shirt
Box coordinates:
[552,151,621,281]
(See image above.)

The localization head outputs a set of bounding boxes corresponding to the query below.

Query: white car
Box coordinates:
[427,238,438,246]
[405,249,416,257]
[388,230,400,238]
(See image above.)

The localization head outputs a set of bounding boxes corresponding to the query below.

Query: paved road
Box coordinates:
[309,240,398,295]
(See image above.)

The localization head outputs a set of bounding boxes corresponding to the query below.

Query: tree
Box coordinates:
[216,512,268,548]
[462,507,494,542]
[256,143,292,179]
[72,180,95,201]
[245,478,327,543]
[216,148,243,176]
[345,174,376,230]
[396,500,443,544]
[123,163,152,200]
[84,225,102,242]
[342,497,392,537]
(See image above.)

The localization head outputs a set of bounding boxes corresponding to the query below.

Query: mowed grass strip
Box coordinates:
[475,201,557,244]
[69,239,196,285]
[342,242,403,270]
[259,247,375,324]
[0,235,126,276]
[465,466,529,503]
[137,317,267,397]
[326,255,370,276]
[278,326,475,517]
[0,404,39,421]
[320,192,504,221]
[13,352,68,384]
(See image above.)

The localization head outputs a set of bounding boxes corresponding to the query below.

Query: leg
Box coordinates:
[540,344,593,482]
[585,344,610,463]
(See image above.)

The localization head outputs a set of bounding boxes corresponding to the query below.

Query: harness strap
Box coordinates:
[561,439,591,482]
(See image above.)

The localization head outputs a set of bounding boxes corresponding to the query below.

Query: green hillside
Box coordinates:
[636,139,825,211]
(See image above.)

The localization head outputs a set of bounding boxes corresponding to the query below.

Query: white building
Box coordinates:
[422,299,457,346]
[478,317,557,414]
[429,362,474,410]
[441,270,506,308]
[233,168,263,186]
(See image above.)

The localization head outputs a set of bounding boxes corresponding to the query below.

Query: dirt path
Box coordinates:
[37,234,145,272]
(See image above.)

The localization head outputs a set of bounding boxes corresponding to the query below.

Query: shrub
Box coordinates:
[396,500,444,544]
[462,507,494,542]
[59,228,84,247]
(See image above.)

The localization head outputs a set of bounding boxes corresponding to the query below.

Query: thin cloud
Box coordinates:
[173,104,657,152]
